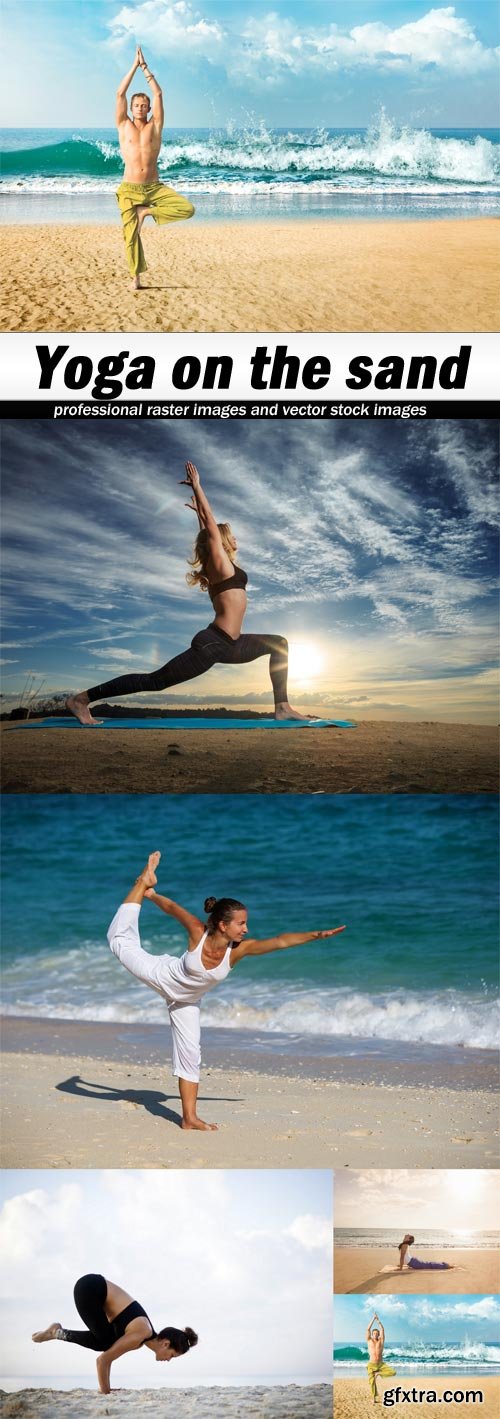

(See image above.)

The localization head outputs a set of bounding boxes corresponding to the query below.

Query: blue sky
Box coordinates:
[0,1,498,127]
[0,1168,332,1387]
[334,1293,500,1344]
[1,420,498,722]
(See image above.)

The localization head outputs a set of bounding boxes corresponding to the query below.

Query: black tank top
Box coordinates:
[209,567,248,602]
[112,1300,156,1343]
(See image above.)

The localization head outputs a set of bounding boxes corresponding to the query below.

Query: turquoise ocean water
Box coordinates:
[334,1339,500,1374]
[1,118,499,222]
[1,795,498,1050]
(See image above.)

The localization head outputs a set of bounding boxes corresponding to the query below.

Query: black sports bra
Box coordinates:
[208,567,248,602]
[112,1300,156,1343]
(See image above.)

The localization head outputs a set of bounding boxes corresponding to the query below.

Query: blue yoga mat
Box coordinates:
[10,716,357,731]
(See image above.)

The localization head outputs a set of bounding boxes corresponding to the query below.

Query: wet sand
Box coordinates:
[1,218,498,332]
[1,720,497,795]
[0,1385,331,1418]
[1,1018,498,1171]
[334,1247,500,1295]
[334,1377,499,1417]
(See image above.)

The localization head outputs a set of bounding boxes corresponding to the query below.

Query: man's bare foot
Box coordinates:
[139,851,161,889]
[66,694,103,726]
[181,1116,218,1131]
[32,1322,62,1342]
[131,274,142,290]
[96,1354,111,1395]
[275,702,318,722]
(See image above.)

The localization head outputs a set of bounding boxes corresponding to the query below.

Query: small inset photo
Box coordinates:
[333,1293,500,1416]
[334,1170,500,1295]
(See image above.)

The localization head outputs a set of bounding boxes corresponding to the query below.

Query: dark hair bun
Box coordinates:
[204,896,217,913]
[184,1327,198,1348]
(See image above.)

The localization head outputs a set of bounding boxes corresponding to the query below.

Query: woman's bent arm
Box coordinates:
[146,889,204,942]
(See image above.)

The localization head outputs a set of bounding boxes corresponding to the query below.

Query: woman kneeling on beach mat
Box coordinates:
[108,851,346,1131]
[67,462,314,726]
[33,1273,198,1395]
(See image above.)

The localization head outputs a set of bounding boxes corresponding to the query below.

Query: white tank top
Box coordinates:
[107,907,234,1010]
[161,930,233,1005]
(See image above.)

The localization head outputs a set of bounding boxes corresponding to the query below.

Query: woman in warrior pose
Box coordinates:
[67,462,313,725]
[108,851,346,1131]
[32,1273,198,1395]
[397,1235,454,1272]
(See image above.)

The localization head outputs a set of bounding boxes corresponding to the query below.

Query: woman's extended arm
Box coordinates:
[398,1243,408,1270]
[180,463,233,577]
[145,889,204,944]
[231,925,345,961]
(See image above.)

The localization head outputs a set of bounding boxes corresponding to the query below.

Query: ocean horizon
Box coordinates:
[1,118,499,223]
[335,1229,500,1251]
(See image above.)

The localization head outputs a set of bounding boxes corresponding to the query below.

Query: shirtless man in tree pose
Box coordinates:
[116,46,194,288]
[366,1314,396,1404]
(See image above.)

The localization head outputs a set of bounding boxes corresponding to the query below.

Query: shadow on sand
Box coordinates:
[56,1074,240,1129]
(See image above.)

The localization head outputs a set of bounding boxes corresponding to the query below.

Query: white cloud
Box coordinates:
[286,1215,332,1252]
[107,3,499,86]
[363,1294,407,1314]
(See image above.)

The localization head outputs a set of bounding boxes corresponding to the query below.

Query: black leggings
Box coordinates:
[87,623,289,706]
[61,1274,117,1353]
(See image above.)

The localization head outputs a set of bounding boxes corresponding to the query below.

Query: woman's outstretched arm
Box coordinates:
[180,462,234,577]
[145,888,204,945]
[231,925,346,961]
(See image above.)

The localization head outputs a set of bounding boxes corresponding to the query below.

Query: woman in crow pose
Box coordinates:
[33,1272,197,1394]
[67,462,311,725]
[107,851,346,1131]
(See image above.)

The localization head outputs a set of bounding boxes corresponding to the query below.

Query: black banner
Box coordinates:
[0,400,499,420]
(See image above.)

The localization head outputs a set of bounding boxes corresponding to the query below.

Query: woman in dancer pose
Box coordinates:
[397,1235,454,1271]
[67,462,313,725]
[108,851,346,1131]
[32,1273,198,1395]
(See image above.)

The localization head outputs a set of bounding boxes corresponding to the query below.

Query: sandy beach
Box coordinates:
[334,1378,499,1416]
[1,218,498,332]
[334,1248,500,1295]
[1,1018,498,1171]
[1,720,497,795]
[0,1385,331,1418]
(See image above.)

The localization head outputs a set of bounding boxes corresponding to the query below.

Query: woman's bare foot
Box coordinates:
[139,851,161,889]
[32,1322,62,1342]
[96,1353,111,1394]
[66,693,103,726]
[131,274,142,290]
[275,702,319,722]
[181,1115,218,1132]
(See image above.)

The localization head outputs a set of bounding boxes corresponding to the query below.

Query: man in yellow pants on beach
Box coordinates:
[116,46,194,287]
[366,1313,396,1403]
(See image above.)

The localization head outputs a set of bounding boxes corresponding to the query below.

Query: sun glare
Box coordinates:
[289,640,326,683]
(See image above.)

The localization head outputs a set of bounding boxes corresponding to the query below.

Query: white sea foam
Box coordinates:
[2,948,498,1049]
